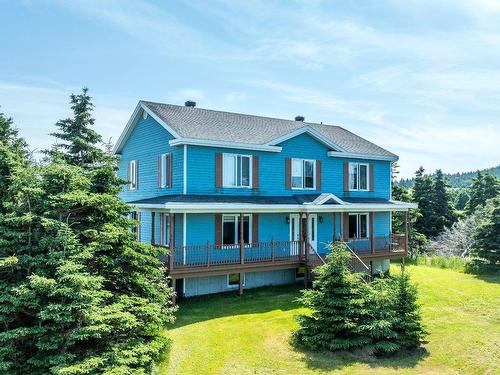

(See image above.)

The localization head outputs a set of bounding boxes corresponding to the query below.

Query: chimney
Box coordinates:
[295,115,305,122]
[185,100,196,107]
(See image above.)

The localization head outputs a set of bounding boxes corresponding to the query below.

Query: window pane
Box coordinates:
[223,216,236,245]
[292,159,303,188]
[349,163,358,190]
[237,216,250,244]
[304,160,314,188]
[360,214,368,238]
[164,215,170,246]
[348,215,358,238]
[223,155,236,186]
[359,164,368,190]
[161,154,168,186]
[241,156,250,186]
[228,273,240,286]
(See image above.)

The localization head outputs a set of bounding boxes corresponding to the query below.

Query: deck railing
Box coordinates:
[168,240,303,270]
[163,234,407,272]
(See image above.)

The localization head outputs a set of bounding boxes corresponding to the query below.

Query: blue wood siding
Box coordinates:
[118,114,183,202]
[186,133,391,199]
[183,268,298,297]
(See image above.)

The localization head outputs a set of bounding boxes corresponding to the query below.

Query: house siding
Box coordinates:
[118,114,183,202]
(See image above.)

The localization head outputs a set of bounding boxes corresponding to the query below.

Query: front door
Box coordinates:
[289,214,300,255]
[308,214,318,253]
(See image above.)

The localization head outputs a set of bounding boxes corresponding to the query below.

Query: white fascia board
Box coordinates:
[169,138,282,152]
[327,151,398,162]
[131,202,416,213]
[113,101,181,154]
[265,126,346,152]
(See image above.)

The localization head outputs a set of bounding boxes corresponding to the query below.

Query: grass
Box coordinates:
[159,265,500,375]
[408,254,472,272]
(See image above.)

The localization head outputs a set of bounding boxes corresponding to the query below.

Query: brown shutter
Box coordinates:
[127,161,131,189]
[252,214,259,244]
[215,214,222,247]
[157,155,162,187]
[168,153,173,188]
[285,158,291,190]
[215,153,223,188]
[316,160,322,191]
[135,161,139,189]
[252,156,259,189]
[369,212,374,254]
[369,163,374,192]
[342,212,349,240]
[343,162,349,192]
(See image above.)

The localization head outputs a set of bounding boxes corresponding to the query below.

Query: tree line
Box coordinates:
[0,89,176,374]
[393,164,499,271]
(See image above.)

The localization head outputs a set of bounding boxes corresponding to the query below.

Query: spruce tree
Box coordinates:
[412,166,434,238]
[430,169,456,236]
[472,197,500,270]
[293,243,372,351]
[391,272,426,349]
[465,172,500,215]
[47,87,105,166]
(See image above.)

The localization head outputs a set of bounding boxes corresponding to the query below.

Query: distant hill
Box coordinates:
[397,165,500,189]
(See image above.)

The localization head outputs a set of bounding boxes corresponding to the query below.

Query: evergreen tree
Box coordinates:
[454,188,470,211]
[47,88,105,167]
[472,197,500,270]
[412,167,434,237]
[465,172,500,215]
[430,169,456,236]
[390,272,426,350]
[293,243,372,351]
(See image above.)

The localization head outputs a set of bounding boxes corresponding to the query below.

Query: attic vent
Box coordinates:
[185,100,196,107]
[295,115,305,121]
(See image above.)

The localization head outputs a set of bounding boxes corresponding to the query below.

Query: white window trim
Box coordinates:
[348,213,370,239]
[348,162,369,192]
[221,214,252,247]
[291,158,316,190]
[129,160,138,190]
[160,213,171,247]
[222,153,253,188]
[227,272,246,288]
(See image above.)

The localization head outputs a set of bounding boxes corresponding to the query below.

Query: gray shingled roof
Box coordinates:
[142,101,396,157]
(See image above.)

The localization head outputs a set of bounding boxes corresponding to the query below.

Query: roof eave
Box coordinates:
[169,138,282,152]
[327,151,398,162]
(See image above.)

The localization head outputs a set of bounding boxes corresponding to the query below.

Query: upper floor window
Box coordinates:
[223,154,252,188]
[128,160,138,190]
[158,153,172,188]
[349,162,369,191]
[348,213,369,239]
[292,159,315,189]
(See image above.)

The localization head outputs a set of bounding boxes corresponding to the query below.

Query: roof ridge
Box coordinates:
[140,100,343,129]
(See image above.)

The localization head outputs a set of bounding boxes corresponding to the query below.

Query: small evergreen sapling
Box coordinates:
[293,243,372,351]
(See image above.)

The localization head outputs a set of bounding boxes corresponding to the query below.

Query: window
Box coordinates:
[348,213,369,239]
[227,273,245,288]
[295,266,305,279]
[128,160,138,190]
[129,211,140,240]
[158,153,171,188]
[222,214,251,246]
[291,159,315,189]
[223,154,252,188]
[348,162,369,191]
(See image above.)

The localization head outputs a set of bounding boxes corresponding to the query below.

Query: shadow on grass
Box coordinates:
[172,284,304,328]
[293,344,429,372]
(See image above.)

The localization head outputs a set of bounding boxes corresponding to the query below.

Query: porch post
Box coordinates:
[239,272,244,295]
[239,213,245,264]
[332,212,336,242]
[168,213,175,272]
[151,211,156,246]
[404,210,409,252]
[369,212,374,254]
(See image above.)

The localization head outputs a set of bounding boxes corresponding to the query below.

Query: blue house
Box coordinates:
[114,100,416,299]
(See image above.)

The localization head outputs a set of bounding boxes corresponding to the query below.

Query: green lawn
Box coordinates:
[160,265,500,374]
